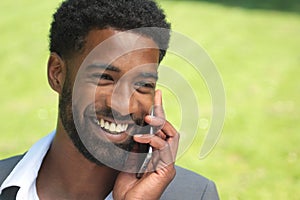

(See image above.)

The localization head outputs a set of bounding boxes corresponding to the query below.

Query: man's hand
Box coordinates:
[113,90,179,200]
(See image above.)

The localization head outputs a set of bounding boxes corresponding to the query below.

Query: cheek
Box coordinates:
[73,84,98,111]
[136,93,154,114]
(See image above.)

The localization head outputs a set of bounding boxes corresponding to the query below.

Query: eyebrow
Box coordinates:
[86,63,121,72]
[140,72,158,80]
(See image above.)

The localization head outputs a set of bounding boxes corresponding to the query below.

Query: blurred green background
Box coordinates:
[1,0,300,199]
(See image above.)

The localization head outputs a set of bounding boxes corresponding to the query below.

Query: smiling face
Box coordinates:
[58,28,160,169]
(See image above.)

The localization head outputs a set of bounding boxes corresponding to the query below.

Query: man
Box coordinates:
[0,0,219,199]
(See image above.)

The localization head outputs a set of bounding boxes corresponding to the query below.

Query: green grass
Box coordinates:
[1,0,300,199]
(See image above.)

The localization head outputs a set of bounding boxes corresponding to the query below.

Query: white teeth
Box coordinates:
[109,123,116,132]
[105,122,110,129]
[116,124,122,133]
[97,118,128,134]
[100,119,105,127]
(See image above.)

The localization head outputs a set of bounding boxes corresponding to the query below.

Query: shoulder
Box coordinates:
[161,165,220,200]
[0,155,24,184]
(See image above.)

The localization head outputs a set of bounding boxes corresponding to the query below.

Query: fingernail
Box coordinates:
[144,116,152,123]
[146,115,153,121]
[134,134,143,137]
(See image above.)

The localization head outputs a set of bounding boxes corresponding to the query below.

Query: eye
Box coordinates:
[98,73,113,81]
[134,81,155,93]
[92,73,114,86]
[135,81,155,88]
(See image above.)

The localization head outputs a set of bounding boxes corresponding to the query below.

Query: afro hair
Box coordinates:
[49,0,171,62]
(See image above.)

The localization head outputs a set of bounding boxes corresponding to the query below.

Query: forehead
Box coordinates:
[79,28,160,68]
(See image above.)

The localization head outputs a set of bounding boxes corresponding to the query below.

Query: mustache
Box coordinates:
[95,107,146,126]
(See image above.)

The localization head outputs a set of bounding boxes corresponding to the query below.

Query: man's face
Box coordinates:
[59,29,160,170]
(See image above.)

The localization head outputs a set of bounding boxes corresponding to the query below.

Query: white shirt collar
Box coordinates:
[0,131,55,199]
[0,131,114,200]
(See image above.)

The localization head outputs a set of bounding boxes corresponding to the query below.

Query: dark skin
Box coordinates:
[37,28,179,200]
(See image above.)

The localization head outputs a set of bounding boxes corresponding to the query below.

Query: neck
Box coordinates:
[36,120,119,200]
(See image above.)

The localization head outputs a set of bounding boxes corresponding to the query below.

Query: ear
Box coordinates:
[47,53,66,94]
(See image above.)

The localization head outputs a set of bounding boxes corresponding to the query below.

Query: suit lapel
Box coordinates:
[0,186,20,200]
[0,155,24,200]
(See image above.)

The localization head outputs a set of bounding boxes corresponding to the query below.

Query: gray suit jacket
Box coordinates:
[0,155,219,200]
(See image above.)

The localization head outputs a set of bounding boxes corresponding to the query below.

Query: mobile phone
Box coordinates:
[136,108,154,179]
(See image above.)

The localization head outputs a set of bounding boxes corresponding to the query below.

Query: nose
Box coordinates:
[107,82,138,116]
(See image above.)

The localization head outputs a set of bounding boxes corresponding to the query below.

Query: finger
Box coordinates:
[134,134,178,172]
[133,134,166,150]
[145,115,165,128]
[145,119,177,138]
[154,89,162,106]
[157,145,174,169]
[155,123,180,165]
[134,126,179,160]
[155,130,167,140]
[133,134,175,168]
[153,90,165,119]
[161,121,178,137]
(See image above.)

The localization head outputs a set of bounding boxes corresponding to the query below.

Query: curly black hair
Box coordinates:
[49,0,171,63]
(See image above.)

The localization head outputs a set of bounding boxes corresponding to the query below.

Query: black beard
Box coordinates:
[59,75,103,165]
[58,74,148,170]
